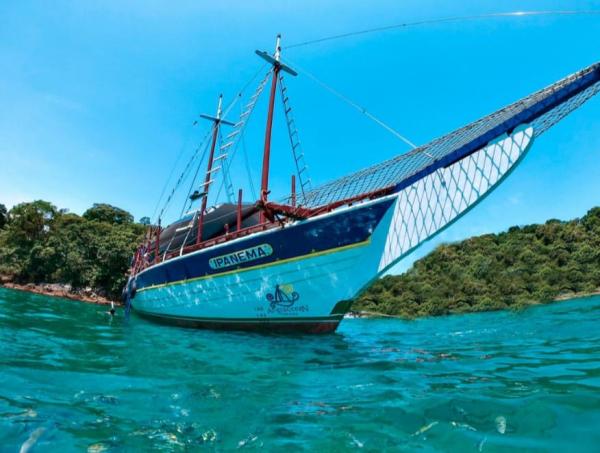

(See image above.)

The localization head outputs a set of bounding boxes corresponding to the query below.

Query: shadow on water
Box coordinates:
[1,287,600,451]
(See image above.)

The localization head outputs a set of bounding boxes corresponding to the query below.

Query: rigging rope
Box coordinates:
[285,10,600,49]
[150,121,203,222]
[241,115,258,200]
[179,128,214,218]
[214,68,273,203]
[153,64,269,223]
[222,63,269,118]
[156,127,214,223]
[283,58,418,149]
[209,65,269,204]
[218,128,236,203]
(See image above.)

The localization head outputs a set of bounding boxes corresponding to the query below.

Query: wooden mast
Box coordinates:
[255,34,297,222]
[196,95,233,244]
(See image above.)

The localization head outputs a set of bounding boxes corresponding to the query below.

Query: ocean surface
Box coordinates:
[1,288,599,452]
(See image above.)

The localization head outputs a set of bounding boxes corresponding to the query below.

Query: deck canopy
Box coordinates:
[297,62,600,209]
[158,204,260,255]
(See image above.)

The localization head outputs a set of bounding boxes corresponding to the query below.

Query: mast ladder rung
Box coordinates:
[214,153,228,161]
[279,72,312,194]
[226,130,241,139]
[207,166,221,174]
[220,141,234,150]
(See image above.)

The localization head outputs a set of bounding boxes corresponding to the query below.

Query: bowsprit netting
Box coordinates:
[298,61,600,209]
[379,126,534,272]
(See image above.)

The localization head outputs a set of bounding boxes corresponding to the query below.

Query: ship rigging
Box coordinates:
[123,20,600,332]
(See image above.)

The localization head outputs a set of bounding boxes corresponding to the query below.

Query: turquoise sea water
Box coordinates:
[1,288,599,452]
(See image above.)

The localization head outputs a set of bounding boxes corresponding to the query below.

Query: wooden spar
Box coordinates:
[197,124,219,243]
[291,174,296,207]
[259,65,279,222]
[256,34,297,223]
[154,221,161,264]
[237,189,243,231]
[196,95,233,245]
[263,185,396,220]
[142,226,151,267]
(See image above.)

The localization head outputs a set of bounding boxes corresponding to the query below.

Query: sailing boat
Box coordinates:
[124,35,600,333]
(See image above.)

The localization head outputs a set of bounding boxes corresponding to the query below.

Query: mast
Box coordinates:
[196,95,234,244]
[255,35,297,221]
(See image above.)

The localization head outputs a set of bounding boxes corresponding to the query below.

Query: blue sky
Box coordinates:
[1,0,599,272]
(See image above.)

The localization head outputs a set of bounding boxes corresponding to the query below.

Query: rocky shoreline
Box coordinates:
[348,289,600,319]
[553,289,600,301]
[1,279,117,306]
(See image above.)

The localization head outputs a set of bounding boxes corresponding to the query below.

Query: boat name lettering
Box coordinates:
[209,244,273,270]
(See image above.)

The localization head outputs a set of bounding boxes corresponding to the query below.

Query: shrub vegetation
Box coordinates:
[355,207,600,317]
[0,201,145,299]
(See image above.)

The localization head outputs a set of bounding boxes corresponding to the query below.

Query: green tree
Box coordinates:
[5,200,57,248]
[83,203,134,225]
[0,200,144,298]
[0,201,58,280]
[355,207,600,318]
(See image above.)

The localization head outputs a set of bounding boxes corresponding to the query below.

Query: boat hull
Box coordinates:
[131,198,396,332]
[134,310,343,334]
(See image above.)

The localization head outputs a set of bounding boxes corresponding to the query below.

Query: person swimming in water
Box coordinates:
[97,302,116,319]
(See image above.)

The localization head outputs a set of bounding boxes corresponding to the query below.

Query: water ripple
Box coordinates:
[1,288,600,451]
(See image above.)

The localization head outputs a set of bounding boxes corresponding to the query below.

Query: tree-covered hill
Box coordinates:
[0,201,145,299]
[355,207,600,318]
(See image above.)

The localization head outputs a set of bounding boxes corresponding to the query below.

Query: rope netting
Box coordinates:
[296,61,600,209]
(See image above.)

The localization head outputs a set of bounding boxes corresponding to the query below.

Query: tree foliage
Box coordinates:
[355,207,600,318]
[0,200,145,298]
[2,200,599,311]
[83,203,134,225]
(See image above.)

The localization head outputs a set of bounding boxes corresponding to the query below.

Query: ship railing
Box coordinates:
[134,221,279,272]
[134,187,395,273]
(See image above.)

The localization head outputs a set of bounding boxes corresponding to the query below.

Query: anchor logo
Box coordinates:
[266,284,300,309]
